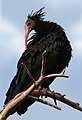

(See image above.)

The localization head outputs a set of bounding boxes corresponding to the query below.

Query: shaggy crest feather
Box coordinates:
[27,7,45,21]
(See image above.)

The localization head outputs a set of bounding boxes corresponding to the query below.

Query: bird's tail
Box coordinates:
[4,65,35,115]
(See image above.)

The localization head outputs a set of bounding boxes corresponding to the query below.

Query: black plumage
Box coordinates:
[4,7,72,115]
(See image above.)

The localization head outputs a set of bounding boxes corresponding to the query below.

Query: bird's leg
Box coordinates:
[38,87,50,99]
[44,87,50,98]
[36,86,48,99]
[42,88,57,105]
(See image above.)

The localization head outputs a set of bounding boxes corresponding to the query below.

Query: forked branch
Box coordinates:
[0,51,81,120]
[31,89,82,112]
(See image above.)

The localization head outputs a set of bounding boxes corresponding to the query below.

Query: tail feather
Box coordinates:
[4,65,35,115]
[17,98,35,115]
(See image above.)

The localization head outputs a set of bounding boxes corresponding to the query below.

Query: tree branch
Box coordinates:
[0,51,82,120]
[41,50,46,76]
[31,89,82,112]
[0,73,67,120]
[30,95,61,110]
[21,62,36,83]
[0,51,68,120]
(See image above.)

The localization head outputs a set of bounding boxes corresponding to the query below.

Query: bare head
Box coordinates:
[25,7,45,49]
[25,7,45,32]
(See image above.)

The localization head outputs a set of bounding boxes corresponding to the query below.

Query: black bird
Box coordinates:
[4,7,72,115]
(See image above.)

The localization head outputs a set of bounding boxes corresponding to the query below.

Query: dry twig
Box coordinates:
[30,95,61,110]
[31,89,82,112]
[0,51,82,120]
[0,51,68,120]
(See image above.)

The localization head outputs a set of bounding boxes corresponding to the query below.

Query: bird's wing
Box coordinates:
[4,32,72,115]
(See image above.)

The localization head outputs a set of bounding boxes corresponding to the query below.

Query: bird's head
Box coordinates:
[24,7,45,49]
[25,7,45,32]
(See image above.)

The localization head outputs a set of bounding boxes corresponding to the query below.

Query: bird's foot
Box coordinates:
[42,87,50,98]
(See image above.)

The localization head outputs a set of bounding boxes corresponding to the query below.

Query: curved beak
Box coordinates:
[24,20,35,49]
[24,22,33,49]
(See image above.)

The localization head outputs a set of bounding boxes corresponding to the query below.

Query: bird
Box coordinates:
[4,7,72,115]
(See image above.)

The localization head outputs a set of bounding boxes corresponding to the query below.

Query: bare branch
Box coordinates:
[0,73,69,120]
[31,89,82,112]
[21,62,36,83]
[41,50,46,76]
[43,73,69,80]
[0,50,82,120]
[30,96,61,110]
